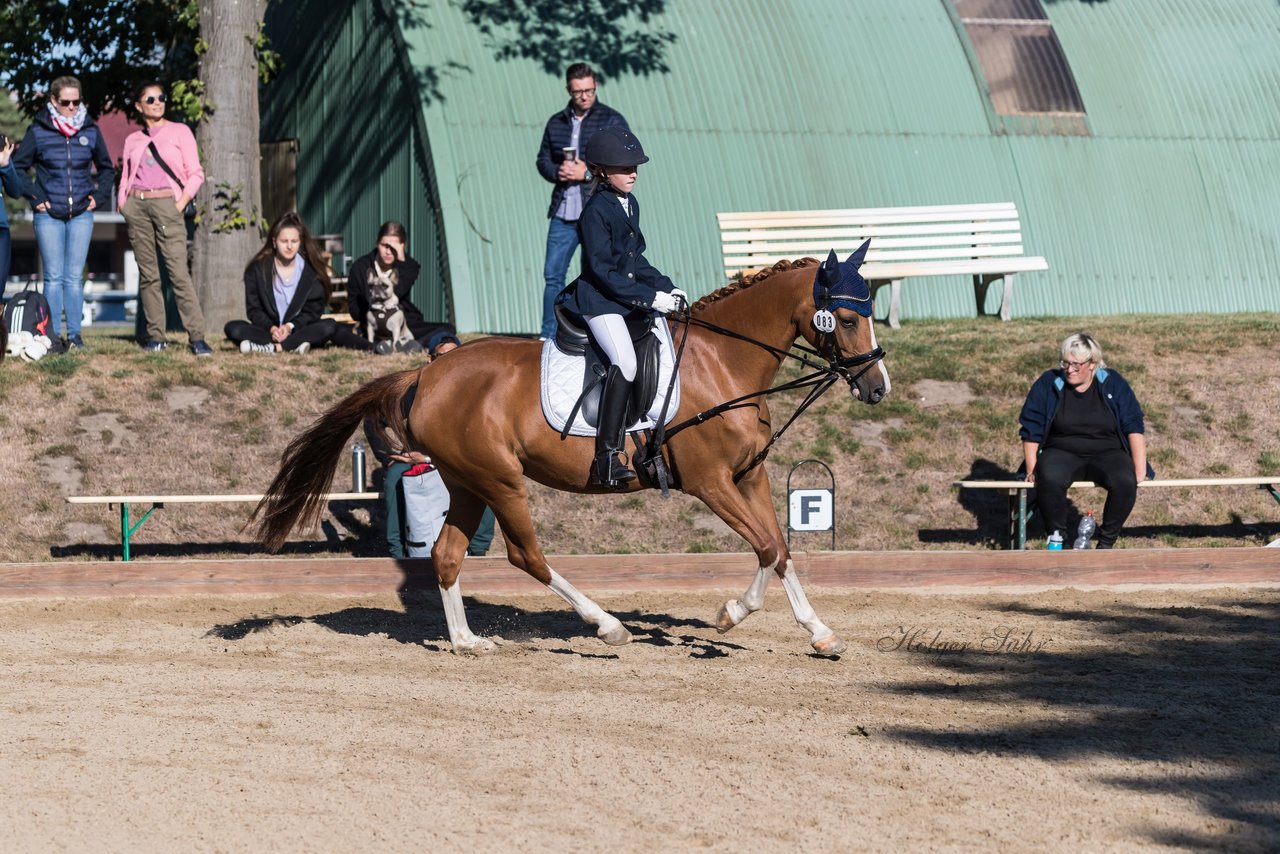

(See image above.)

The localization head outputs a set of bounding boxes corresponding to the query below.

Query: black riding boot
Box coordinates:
[592,365,637,489]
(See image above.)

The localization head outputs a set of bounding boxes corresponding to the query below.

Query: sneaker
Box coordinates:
[67,334,86,350]
[190,340,214,357]
[144,339,168,352]
[47,337,67,355]
[293,341,311,355]
[396,339,424,354]
[240,340,276,354]
[374,340,393,356]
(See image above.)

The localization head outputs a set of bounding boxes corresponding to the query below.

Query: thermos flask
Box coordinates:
[351,441,366,492]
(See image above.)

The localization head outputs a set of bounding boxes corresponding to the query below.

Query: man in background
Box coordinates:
[535,62,629,339]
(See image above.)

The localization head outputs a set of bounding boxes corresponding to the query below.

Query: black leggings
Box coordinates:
[1034,446,1138,547]
[224,318,337,351]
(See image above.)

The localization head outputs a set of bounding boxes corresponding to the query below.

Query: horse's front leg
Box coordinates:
[699,470,845,656]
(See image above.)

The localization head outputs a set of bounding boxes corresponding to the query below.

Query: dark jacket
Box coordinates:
[1019,367,1155,478]
[535,101,628,218]
[560,188,673,319]
[346,251,460,352]
[0,161,23,229]
[244,259,327,331]
[12,111,115,220]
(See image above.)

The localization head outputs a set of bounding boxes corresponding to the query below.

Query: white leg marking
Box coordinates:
[716,559,776,633]
[781,560,844,654]
[548,569,631,645]
[439,583,495,655]
[869,323,891,395]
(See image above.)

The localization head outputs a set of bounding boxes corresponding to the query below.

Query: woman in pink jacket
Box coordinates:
[118,81,212,356]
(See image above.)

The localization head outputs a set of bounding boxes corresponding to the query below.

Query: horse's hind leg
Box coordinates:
[490,480,631,646]
[436,469,630,648]
[432,489,496,655]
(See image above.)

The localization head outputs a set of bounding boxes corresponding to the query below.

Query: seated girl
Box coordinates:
[345,221,461,357]
[224,212,339,354]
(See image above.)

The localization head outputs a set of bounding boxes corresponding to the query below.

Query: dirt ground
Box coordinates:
[2,585,1277,851]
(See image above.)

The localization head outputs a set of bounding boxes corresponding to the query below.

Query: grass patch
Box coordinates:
[1258,451,1280,476]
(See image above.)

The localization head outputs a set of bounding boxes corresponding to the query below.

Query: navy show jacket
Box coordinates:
[560,188,673,318]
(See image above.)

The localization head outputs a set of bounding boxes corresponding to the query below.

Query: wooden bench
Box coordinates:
[717,202,1048,328]
[954,478,1280,550]
[66,492,380,561]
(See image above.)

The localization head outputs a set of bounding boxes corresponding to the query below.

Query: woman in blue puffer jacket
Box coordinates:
[1,135,27,293]
[12,76,115,353]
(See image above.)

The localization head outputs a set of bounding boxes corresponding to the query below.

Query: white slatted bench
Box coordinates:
[954,477,1280,550]
[66,492,380,561]
[718,202,1049,328]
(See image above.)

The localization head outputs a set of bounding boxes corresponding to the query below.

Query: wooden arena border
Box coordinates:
[1,548,1278,599]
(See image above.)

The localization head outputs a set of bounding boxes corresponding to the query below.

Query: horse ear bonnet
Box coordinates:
[812,239,873,317]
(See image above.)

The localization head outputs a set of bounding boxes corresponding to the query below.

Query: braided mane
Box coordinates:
[689,257,819,314]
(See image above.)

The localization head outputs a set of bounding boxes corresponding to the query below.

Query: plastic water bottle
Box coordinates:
[351,441,366,492]
[1074,511,1097,550]
[1047,531,1064,551]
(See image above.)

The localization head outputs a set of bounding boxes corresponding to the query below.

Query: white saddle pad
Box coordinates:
[540,319,681,437]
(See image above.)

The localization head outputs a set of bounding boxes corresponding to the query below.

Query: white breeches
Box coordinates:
[585,313,637,381]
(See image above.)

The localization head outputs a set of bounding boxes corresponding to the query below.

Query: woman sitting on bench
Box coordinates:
[1019,331,1153,549]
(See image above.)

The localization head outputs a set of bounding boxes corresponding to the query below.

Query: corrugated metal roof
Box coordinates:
[265,0,1280,332]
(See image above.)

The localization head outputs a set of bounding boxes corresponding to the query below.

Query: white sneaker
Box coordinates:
[240,340,275,354]
[294,342,311,355]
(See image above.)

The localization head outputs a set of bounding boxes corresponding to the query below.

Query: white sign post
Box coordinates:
[789,489,833,531]
[786,460,837,549]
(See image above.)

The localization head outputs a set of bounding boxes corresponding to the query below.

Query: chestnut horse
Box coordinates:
[251,257,890,655]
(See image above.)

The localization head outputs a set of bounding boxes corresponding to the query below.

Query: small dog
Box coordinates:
[365,279,416,353]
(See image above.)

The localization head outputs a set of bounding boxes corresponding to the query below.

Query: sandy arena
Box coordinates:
[2,583,1277,850]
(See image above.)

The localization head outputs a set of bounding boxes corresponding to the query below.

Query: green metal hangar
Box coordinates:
[261,0,1280,334]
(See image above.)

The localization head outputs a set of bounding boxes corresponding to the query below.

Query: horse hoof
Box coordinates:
[715,603,736,634]
[454,638,497,656]
[598,623,632,646]
[812,633,846,657]
[716,599,749,633]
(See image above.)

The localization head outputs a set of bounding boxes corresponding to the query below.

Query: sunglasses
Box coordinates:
[142,94,167,105]
[57,98,82,108]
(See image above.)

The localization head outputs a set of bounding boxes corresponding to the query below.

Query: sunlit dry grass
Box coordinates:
[1,313,1277,562]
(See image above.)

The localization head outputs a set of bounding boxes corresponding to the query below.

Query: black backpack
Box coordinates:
[2,284,53,340]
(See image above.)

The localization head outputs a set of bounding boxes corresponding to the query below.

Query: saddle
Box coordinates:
[554,304,663,429]
[539,304,680,439]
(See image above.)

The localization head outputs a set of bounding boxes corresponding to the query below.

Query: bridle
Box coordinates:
[643,298,885,489]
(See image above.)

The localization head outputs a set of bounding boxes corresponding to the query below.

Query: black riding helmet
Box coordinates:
[584,126,650,169]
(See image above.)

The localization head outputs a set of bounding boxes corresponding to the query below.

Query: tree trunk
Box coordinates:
[194,0,268,334]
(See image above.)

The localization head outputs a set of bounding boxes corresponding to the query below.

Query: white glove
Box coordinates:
[670,288,689,307]
[650,290,679,314]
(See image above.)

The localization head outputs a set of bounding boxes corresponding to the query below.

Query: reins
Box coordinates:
[645,306,885,486]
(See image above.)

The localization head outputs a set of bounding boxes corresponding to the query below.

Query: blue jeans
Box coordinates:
[0,227,10,291]
[34,210,94,339]
[542,216,580,338]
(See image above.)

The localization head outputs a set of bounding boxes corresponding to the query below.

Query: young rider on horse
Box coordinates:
[559,127,687,489]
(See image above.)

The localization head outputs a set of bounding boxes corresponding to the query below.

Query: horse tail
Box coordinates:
[249,368,421,552]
